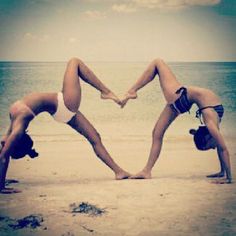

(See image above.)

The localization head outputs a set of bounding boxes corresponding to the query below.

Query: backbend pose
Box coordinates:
[0,57,130,194]
[121,58,231,183]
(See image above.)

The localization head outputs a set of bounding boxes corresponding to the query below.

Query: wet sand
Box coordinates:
[0,137,235,236]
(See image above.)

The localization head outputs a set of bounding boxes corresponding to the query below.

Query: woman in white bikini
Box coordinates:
[0,57,130,194]
[121,58,232,184]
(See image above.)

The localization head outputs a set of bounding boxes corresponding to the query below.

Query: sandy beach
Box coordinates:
[1,0,236,233]
[0,136,235,236]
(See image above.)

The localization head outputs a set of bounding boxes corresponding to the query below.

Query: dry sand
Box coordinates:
[0,137,235,236]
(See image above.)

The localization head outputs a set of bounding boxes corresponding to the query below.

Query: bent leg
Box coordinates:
[62,58,120,112]
[153,59,182,101]
[131,105,178,179]
[122,59,182,107]
[68,111,130,180]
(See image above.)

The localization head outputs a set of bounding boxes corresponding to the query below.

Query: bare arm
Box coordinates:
[0,123,25,192]
[0,123,12,149]
[206,146,225,178]
[204,119,231,183]
[1,135,7,148]
[0,124,25,160]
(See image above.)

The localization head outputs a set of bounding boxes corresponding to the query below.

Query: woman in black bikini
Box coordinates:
[121,58,231,183]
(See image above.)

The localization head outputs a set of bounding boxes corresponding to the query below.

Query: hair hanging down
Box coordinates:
[11,132,39,159]
[189,126,212,151]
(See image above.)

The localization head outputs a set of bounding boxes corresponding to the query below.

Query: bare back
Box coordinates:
[21,92,57,116]
[187,86,222,108]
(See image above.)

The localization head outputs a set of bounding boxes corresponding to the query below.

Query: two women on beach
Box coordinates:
[0,57,232,193]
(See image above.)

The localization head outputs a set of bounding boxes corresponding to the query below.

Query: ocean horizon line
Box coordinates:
[0,60,236,64]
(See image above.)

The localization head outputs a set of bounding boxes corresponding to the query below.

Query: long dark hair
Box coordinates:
[189,126,213,151]
[11,132,38,159]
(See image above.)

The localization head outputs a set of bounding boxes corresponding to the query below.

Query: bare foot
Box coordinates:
[206,172,225,178]
[0,187,21,194]
[129,170,151,179]
[120,91,137,108]
[101,91,121,105]
[115,171,131,180]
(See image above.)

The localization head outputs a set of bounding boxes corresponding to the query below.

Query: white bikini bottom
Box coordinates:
[52,92,76,123]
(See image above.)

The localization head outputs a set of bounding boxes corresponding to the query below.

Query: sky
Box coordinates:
[0,0,235,62]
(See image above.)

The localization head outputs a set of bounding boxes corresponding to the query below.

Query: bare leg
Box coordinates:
[68,112,131,180]
[131,105,178,179]
[121,59,182,107]
[62,57,120,112]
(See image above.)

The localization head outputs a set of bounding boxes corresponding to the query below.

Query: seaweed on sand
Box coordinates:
[69,202,106,216]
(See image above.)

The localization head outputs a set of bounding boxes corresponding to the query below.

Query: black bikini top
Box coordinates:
[195,105,224,124]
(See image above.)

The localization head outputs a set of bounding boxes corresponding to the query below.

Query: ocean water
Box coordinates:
[0,61,235,142]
